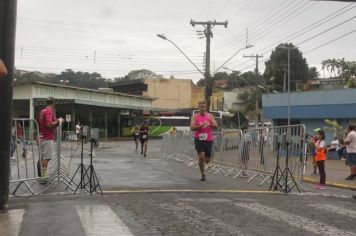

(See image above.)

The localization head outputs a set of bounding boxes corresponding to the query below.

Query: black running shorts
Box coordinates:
[194,138,213,158]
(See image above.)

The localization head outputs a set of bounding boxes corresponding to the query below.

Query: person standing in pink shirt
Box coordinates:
[190,101,218,181]
[38,97,62,183]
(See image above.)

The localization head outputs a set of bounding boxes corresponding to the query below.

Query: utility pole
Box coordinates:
[190,20,228,111]
[243,54,263,127]
[0,0,17,210]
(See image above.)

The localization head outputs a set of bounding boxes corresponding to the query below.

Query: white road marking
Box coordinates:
[160,202,248,236]
[293,192,350,199]
[179,198,232,203]
[310,204,356,219]
[76,205,133,236]
[234,203,356,236]
[0,209,25,236]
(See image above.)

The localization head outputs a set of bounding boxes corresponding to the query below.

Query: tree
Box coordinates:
[14,68,109,89]
[308,67,319,80]
[264,43,310,92]
[238,71,263,87]
[321,58,356,84]
[324,119,344,141]
[127,69,156,80]
[238,89,259,115]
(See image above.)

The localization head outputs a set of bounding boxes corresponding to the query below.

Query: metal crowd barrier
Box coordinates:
[9,118,76,195]
[10,118,41,195]
[160,125,307,192]
[42,121,75,193]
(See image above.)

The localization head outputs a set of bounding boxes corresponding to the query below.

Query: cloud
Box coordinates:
[100,38,127,45]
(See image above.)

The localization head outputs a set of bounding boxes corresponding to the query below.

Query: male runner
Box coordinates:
[139,122,149,157]
[190,101,218,181]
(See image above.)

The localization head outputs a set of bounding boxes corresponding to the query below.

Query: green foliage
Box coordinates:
[308,67,319,80]
[321,58,356,84]
[263,43,310,92]
[14,69,108,89]
[127,69,156,80]
[238,89,259,114]
[324,119,344,140]
[195,70,262,90]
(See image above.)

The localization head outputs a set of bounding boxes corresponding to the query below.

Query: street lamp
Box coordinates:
[157,34,204,77]
[257,85,279,94]
[276,45,298,126]
[213,44,253,74]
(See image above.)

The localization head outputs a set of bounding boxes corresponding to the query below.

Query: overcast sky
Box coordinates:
[15,0,356,82]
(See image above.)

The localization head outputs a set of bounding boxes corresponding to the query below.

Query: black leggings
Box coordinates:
[317,160,326,184]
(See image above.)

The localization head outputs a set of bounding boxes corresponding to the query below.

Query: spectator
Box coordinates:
[0,59,7,77]
[170,126,177,135]
[308,128,320,176]
[313,130,327,190]
[75,121,82,145]
[327,137,340,160]
[38,97,62,183]
[337,140,347,160]
[16,121,26,158]
[345,124,356,180]
[328,137,339,151]
[10,125,16,160]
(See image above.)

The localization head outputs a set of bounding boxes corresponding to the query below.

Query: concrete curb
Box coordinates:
[303,177,356,191]
[102,189,281,194]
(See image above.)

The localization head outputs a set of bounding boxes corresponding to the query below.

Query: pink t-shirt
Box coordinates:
[39,107,56,140]
[193,113,213,142]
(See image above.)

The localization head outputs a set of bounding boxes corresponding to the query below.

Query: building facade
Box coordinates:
[262,88,356,143]
[110,77,196,110]
[13,81,153,138]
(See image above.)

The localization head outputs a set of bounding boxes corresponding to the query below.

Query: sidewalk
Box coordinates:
[304,159,356,190]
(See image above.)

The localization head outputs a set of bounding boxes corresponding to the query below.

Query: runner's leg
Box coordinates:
[141,140,144,155]
[144,141,148,157]
[198,151,206,177]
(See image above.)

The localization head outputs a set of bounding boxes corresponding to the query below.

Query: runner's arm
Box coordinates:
[209,114,219,129]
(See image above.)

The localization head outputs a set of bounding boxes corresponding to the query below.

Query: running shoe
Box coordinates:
[313,184,321,189]
[201,175,206,181]
[319,184,326,190]
[345,175,356,180]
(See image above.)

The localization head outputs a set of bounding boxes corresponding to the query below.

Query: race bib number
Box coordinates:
[142,134,147,139]
[199,133,208,141]
[135,132,139,136]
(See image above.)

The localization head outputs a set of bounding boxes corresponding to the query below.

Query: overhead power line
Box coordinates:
[305,27,356,54]
[213,0,303,55]
[213,0,315,57]
[226,3,355,70]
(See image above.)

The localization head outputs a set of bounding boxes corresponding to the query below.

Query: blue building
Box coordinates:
[262,88,356,143]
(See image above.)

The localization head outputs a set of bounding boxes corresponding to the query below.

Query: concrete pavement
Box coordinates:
[304,159,356,190]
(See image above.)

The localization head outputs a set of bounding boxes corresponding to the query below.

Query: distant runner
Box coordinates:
[139,122,149,157]
[190,101,218,181]
[132,125,140,152]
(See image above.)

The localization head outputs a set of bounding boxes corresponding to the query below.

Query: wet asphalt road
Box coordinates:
[2,139,356,236]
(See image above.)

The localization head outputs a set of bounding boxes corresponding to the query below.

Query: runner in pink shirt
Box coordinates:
[190,101,218,181]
